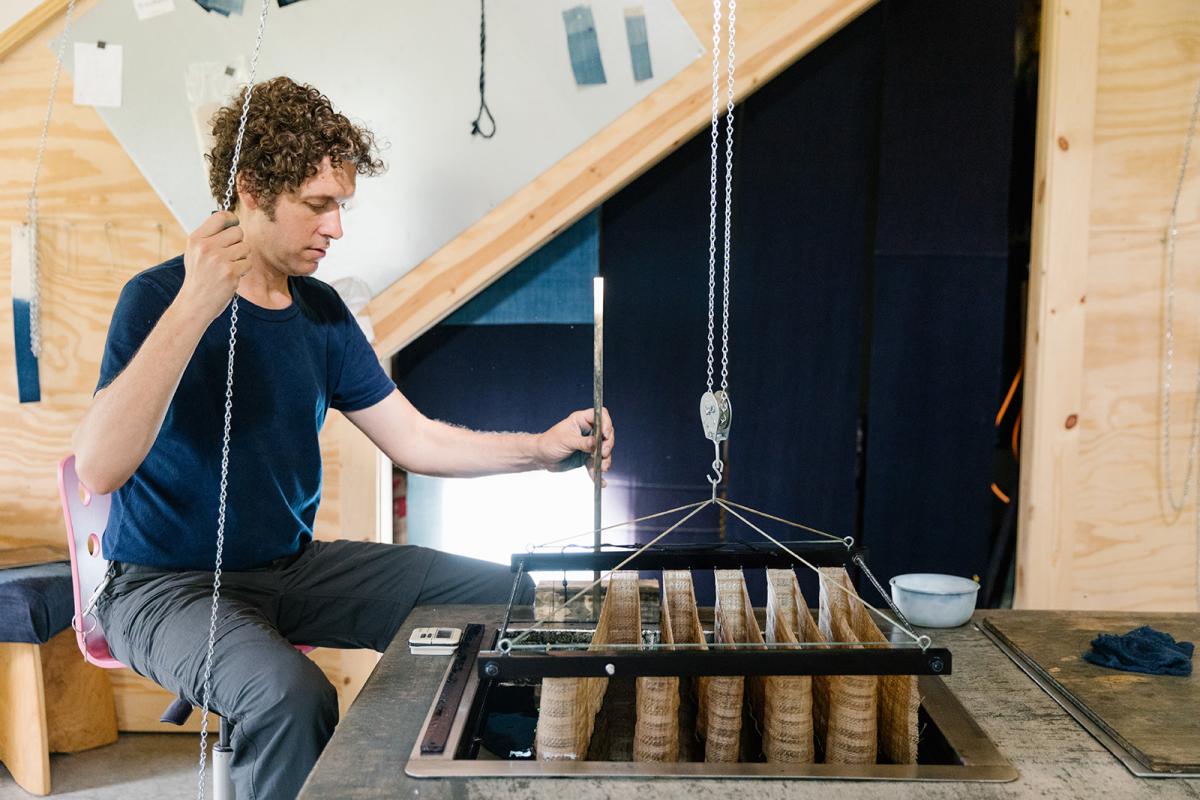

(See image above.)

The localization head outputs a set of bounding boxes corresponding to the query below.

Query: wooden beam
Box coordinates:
[0,0,71,64]
[1014,0,1101,609]
[367,0,878,358]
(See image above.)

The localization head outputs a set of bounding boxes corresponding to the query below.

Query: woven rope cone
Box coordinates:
[662,570,711,752]
[815,567,878,764]
[852,582,920,764]
[634,579,679,762]
[701,570,757,762]
[755,569,816,763]
[536,572,642,760]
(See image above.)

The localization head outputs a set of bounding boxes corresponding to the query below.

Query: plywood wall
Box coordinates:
[0,0,380,728]
[1019,0,1200,610]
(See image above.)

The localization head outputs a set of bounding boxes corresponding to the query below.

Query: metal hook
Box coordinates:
[707,440,724,500]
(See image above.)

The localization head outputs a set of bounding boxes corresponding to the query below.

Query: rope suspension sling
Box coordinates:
[504,0,930,655]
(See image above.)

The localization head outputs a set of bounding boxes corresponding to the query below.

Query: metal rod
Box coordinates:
[477,646,952,680]
[498,559,525,642]
[592,277,604,613]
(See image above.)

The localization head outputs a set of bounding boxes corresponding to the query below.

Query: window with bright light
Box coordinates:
[407,469,628,569]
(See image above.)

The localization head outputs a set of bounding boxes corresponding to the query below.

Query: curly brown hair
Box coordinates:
[206,76,385,217]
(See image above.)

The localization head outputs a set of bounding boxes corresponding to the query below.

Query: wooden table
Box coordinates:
[299,606,1200,799]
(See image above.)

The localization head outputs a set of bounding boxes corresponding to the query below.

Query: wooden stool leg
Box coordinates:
[0,641,50,795]
[42,628,118,753]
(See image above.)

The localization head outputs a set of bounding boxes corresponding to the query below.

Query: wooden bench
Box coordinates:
[0,561,117,795]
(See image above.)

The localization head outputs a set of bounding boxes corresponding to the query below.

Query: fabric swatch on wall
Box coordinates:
[185,59,246,162]
[10,224,41,404]
[133,0,175,20]
[192,0,244,16]
[73,42,123,108]
[563,5,607,86]
[625,8,653,81]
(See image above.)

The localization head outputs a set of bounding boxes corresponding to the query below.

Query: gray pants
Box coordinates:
[96,540,533,800]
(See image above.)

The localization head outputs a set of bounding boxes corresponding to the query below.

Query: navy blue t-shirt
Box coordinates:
[95,257,395,571]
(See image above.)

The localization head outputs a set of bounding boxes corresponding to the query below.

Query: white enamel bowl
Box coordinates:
[889,573,980,628]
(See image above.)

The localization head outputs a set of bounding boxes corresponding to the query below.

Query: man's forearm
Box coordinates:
[344,390,601,480]
[72,301,212,493]
[405,418,544,478]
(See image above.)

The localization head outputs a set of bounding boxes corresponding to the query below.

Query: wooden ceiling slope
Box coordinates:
[367,0,878,358]
[0,0,69,62]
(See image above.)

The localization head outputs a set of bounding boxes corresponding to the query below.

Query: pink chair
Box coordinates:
[58,455,121,669]
[57,454,312,799]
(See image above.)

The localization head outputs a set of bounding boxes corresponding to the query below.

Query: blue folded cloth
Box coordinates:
[1083,625,1194,677]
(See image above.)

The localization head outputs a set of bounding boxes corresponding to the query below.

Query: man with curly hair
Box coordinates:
[71,76,614,799]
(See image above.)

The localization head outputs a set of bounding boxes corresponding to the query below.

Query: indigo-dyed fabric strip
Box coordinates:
[564,5,607,86]
[193,0,243,16]
[12,299,40,404]
[625,9,652,81]
[10,224,40,404]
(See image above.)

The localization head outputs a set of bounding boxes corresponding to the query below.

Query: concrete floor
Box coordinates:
[0,735,198,798]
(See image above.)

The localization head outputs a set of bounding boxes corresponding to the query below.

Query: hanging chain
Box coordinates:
[701,0,736,487]
[1161,75,1200,519]
[720,0,736,393]
[705,0,722,392]
[1161,74,1200,613]
[26,0,78,358]
[196,2,270,797]
[705,0,736,392]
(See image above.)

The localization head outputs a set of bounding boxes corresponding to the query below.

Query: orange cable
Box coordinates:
[995,366,1023,426]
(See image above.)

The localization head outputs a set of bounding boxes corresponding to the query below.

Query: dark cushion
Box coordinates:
[0,562,73,644]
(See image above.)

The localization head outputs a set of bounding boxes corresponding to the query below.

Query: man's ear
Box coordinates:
[235,173,259,212]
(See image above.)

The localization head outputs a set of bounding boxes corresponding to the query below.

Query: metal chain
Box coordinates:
[719,0,736,392]
[196,1,271,796]
[704,0,736,393]
[26,0,78,358]
[1161,76,1200,520]
[705,0,722,392]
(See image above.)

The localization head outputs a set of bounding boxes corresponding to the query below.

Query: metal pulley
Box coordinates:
[700,389,732,443]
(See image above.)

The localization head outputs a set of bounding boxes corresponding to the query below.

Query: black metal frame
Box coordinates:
[511,542,864,573]
[478,646,951,681]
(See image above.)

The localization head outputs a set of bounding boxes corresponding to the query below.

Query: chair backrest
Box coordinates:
[57,455,123,669]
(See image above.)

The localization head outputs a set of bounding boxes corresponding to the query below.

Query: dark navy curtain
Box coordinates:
[394,0,1015,606]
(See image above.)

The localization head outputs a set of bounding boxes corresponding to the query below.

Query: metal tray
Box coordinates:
[405,630,1017,781]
